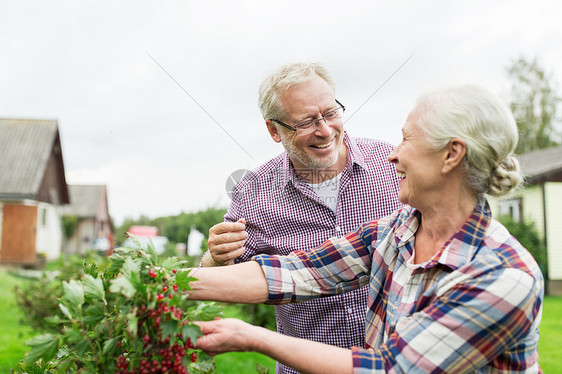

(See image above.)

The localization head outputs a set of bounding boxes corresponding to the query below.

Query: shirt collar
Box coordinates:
[434,198,491,270]
[280,131,366,188]
[396,199,492,270]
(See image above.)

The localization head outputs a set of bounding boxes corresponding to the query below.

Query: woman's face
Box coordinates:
[387,110,447,209]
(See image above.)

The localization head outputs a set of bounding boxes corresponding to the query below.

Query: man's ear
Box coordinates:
[266,119,282,143]
[442,138,467,174]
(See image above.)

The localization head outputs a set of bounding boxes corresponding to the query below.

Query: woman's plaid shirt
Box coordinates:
[254,202,544,373]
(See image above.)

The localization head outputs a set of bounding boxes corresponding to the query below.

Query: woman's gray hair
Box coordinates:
[415,84,523,197]
[258,63,335,120]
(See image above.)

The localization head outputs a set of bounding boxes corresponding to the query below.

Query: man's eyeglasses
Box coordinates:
[270,100,345,136]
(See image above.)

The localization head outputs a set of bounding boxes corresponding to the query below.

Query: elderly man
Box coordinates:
[201,63,401,373]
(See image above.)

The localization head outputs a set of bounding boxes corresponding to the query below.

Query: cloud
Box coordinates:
[1,0,561,225]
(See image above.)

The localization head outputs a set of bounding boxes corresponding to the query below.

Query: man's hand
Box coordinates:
[204,218,248,266]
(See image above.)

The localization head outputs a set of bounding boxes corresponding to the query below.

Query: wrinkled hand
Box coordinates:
[207,219,248,266]
[195,318,256,356]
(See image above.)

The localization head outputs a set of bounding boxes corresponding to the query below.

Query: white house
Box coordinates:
[0,118,69,265]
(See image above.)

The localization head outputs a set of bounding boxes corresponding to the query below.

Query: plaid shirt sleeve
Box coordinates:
[252,220,378,304]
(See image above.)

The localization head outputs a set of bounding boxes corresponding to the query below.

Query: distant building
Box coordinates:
[0,118,69,265]
[489,145,562,295]
[122,226,168,254]
[63,185,113,255]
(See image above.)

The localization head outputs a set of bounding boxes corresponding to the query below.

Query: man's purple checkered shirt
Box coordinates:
[227,132,401,373]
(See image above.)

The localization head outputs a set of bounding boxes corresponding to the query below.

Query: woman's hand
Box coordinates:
[195,318,259,356]
[195,317,353,374]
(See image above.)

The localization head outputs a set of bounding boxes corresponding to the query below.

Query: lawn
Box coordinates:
[1,267,560,373]
[0,269,35,373]
[538,295,562,373]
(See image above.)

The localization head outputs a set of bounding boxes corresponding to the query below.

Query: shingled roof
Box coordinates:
[516,145,562,184]
[64,185,106,218]
[0,118,69,203]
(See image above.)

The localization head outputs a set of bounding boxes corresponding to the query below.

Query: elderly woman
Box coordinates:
[188,85,543,373]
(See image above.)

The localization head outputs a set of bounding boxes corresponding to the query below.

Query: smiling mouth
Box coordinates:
[397,172,406,179]
[310,140,333,149]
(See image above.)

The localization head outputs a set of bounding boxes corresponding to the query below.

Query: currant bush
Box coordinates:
[18,233,221,373]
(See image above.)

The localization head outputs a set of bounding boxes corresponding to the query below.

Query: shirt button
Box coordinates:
[347,308,353,314]
[335,225,341,232]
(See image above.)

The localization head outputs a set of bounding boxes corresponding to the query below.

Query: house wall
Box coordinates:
[521,186,545,237]
[0,203,3,251]
[35,202,63,260]
[545,183,562,280]
[75,218,96,255]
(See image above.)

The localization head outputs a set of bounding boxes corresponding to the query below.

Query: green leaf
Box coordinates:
[55,358,74,373]
[83,274,106,304]
[128,266,145,294]
[125,232,143,249]
[59,303,72,320]
[63,327,90,356]
[25,334,60,363]
[83,260,98,278]
[109,276,136,299]
[122,256,141,277]
[161,257,188,270]
[193,302,223,321]
[102,338,117,356]
[127,312,138,338]
[45,315,67,325]
[175,269,197,291]
[62,280,84,309]
[105,254,126,277]
[182,324,202,345]
[83,303,105,324]
[161,320,178,340]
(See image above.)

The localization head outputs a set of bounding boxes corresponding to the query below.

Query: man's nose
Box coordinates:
[313,118,332,136]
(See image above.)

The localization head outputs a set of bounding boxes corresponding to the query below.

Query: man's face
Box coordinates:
[268,75,346,173]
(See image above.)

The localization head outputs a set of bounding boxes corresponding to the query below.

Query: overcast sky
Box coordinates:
[1,0,561,226]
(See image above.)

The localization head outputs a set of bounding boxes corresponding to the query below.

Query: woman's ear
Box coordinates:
[442,138,467,173]
[266,120,282,143]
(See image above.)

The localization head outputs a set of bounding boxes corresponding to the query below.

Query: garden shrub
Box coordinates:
[15,235,221,374]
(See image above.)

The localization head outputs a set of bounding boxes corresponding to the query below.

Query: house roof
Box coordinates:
[516,145,562,183]
[0,118,67,201]
[64,185,107,218]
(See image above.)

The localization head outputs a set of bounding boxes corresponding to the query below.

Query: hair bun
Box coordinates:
[487,156,523,197]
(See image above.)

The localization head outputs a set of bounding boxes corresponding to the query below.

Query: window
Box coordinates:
[41,208,48,227]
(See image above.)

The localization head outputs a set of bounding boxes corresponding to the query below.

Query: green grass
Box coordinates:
[538,295,562,372]
[1,266,560,373]
[213,304,277,373]
[0,269,35,373]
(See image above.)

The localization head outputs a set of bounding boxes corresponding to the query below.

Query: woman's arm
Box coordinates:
[187,261,268,304]
[195,318,353,374]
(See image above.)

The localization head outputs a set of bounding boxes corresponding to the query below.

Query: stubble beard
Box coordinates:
[280,132,343,170]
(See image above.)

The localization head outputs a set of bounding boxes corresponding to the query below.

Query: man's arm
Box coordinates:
[187,261,268,304]
[202,219,248,267]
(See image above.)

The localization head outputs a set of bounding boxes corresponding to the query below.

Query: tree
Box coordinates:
[507,57,561,154]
